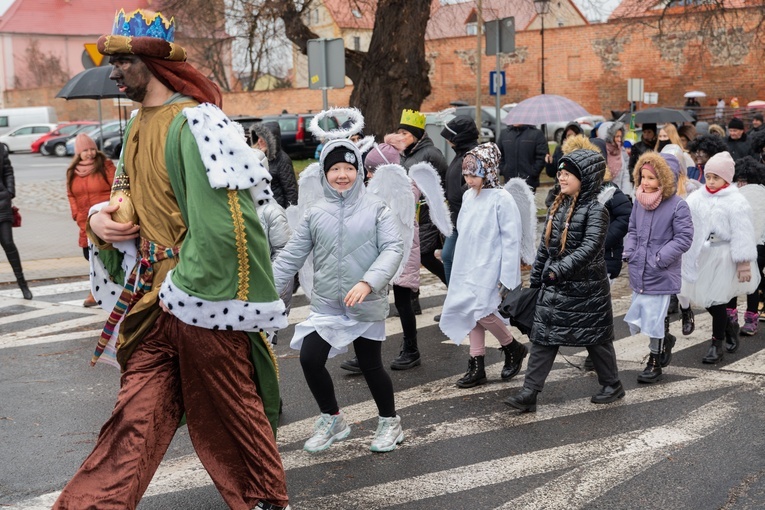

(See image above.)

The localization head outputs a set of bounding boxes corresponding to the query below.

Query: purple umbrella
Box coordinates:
[503,94,589,126]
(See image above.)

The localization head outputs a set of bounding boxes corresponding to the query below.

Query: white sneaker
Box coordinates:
[303,412,351,453]
[370,415,404,453]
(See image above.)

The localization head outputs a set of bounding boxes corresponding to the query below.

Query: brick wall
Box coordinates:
[6,12,764,122]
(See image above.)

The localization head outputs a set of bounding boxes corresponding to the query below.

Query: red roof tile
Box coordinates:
[322,0,377,30]
[0,0,152,36]
[426,0,536,40]
[610,0,748,21]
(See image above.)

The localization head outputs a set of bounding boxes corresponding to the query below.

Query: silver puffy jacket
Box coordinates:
[272,139,404,322]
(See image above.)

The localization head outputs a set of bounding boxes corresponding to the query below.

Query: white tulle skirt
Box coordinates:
[681,242,761,308]
[624,293,670,339]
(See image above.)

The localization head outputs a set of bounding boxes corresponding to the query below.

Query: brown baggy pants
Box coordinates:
[53,313,289,510]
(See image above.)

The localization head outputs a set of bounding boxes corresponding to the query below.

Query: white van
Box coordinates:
[0,107,57,136]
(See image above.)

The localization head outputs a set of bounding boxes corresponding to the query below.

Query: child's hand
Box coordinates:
[736,261,752,283]
[345,281,372,307]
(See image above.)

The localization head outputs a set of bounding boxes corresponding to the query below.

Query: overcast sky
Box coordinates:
[0,0,12,17]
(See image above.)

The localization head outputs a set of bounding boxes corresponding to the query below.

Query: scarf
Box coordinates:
[635,184,663,210]
[140,57,223,107]
[462,142,502,189]
[605,142,622,179]
[706,183,730,194]
[75,158,95,177]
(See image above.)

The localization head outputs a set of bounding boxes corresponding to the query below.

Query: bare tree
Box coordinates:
[19,40,70,88]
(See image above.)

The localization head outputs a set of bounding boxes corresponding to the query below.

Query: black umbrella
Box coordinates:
[618,107,695,125]
[56,66,127,147]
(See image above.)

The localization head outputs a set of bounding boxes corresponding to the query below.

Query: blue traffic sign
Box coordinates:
[489,71,506,96]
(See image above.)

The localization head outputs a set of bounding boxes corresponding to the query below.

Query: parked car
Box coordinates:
[0,123,56,153]
[102,131,126,159]
[42,123,110,157]
[452,105,507,142]
[64,121,125,156]
[544,114,606,143]
[32,121,98,154]
[246,113,339,160]
[0,106,57,136]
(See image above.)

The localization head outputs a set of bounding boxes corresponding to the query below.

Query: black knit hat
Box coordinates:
[322,145,359,173]
[729,117,745,130]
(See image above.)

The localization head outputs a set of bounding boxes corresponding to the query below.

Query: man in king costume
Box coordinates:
[53,9,291,510]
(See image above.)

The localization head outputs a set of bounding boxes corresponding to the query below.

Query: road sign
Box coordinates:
[489,71,506,96]
[307,38,345,90]
[627,78,644,103]
[82,43,105,68]
[485,17,515,56]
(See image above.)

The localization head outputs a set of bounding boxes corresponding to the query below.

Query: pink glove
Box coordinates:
[736,261,752,283]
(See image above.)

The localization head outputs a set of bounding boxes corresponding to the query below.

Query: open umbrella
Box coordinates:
[618,107,695,125]
[56,66,127,145]
[747,100,765,109]
[503,94,589,126]
[684,91,706,98]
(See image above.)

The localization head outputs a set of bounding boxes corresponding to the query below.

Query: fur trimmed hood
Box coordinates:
[633,151,676,200]
[250,123,278,162]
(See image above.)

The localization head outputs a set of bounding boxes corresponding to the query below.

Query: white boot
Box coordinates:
[370,415,404,453]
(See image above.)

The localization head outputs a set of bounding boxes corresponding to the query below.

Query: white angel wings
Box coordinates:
[285,162,324,300]
[503,177,537,265]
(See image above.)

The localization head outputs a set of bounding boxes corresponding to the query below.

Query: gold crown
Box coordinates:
[400,109,426,130]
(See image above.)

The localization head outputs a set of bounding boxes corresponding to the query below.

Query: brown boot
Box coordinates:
[83,292,97,307]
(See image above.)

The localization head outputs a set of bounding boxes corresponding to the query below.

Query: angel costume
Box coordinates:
[439,143,533,386]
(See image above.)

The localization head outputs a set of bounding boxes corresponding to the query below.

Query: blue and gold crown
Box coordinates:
[112,9,176,42]
[400,109,426,130]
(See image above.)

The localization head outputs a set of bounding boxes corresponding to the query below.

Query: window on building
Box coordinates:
[466,22,478,36]
[353,36,361,51]
[352,9,362,18]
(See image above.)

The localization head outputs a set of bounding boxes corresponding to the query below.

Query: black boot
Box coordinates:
[504,387,538,413]
[725,312,739,353]
[668,294,679,314]
[411,290,422,316]
[456,356,487,388]
[680,306,695,336]
[499,340,528,380]
[340,356,362,374]
[15,273,32,300]
[390,337,421,370]
[661,316,676,368]
[702,337,724,364]
[637,352,663,383]
[591,382,625,404]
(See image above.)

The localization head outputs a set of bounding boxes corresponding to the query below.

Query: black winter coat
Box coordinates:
[0,145,15,224]
[256,122,299,208]
[600,182,632,279]
[441,116,478,226]
[530,149,614,347]
[401,133,448,254]
[726,135,752,161]
[498,125,548,189]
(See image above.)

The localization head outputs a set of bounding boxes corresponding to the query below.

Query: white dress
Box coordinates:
[291,314,385,358]
[439,188,522,343]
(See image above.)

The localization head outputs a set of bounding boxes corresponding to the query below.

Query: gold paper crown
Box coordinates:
[400,109,426,130]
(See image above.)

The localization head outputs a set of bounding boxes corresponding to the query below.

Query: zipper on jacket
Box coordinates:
[338,196,346,312]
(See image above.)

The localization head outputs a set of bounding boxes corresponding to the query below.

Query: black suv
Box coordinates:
[232,113,339,160]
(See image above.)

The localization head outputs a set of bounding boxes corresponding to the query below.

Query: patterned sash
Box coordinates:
[90,238,180,366]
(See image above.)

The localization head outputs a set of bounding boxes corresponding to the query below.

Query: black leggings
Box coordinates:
[300,331,395,418]
[0,220,22,275]
[420,250,446,286]
[393,285,417,340]
[707,304,728,340]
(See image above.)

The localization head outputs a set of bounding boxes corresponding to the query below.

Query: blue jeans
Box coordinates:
[442,229,458,286]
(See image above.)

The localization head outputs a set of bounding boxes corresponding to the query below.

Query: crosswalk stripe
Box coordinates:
[0,280,90,298]
[0,316,104,348]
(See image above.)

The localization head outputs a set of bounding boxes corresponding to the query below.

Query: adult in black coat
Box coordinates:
[599,181,632,279]
[440,115,478,285]
[250,122,299,208]
[498,124,548,190]
[627,123,657,174]
[0,145,32,299]
[505,149,623,412]
[725,117,752,161]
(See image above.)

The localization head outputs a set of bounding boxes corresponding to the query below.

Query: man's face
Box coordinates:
[694,150,710,167]
[642,129,656,144]
[753,118,763,128]
[109,55,153,103]
[729,128,744,140]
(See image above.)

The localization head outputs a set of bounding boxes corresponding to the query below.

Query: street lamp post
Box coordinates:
[534,0,551,95]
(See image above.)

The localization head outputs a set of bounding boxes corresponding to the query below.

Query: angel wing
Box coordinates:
[284,162,324,300]
[408,162,453,237]
[504,177,537,265]
[739,184,765,243]
[367,164,415,281]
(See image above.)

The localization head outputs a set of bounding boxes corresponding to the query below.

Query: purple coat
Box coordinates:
[622,195,693,295]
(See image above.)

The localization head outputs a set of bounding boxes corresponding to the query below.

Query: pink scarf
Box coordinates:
[605,142,622,179]
[75,158,95,178]
[636,184,663,210]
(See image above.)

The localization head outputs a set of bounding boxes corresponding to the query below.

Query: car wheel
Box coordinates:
[40,145,49,156]
[554,128,564,144]
[54,143,67,157]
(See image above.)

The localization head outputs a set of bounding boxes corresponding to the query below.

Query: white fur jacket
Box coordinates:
[682,184,758,283]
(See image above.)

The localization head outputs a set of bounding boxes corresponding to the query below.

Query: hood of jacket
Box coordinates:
[605,121,625,145]
[252,123,279,162]
[262,121,283,152]
[319,138,366,205]
[633,151,676,199]
[441,115,479,154]
[559,149,605,204]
